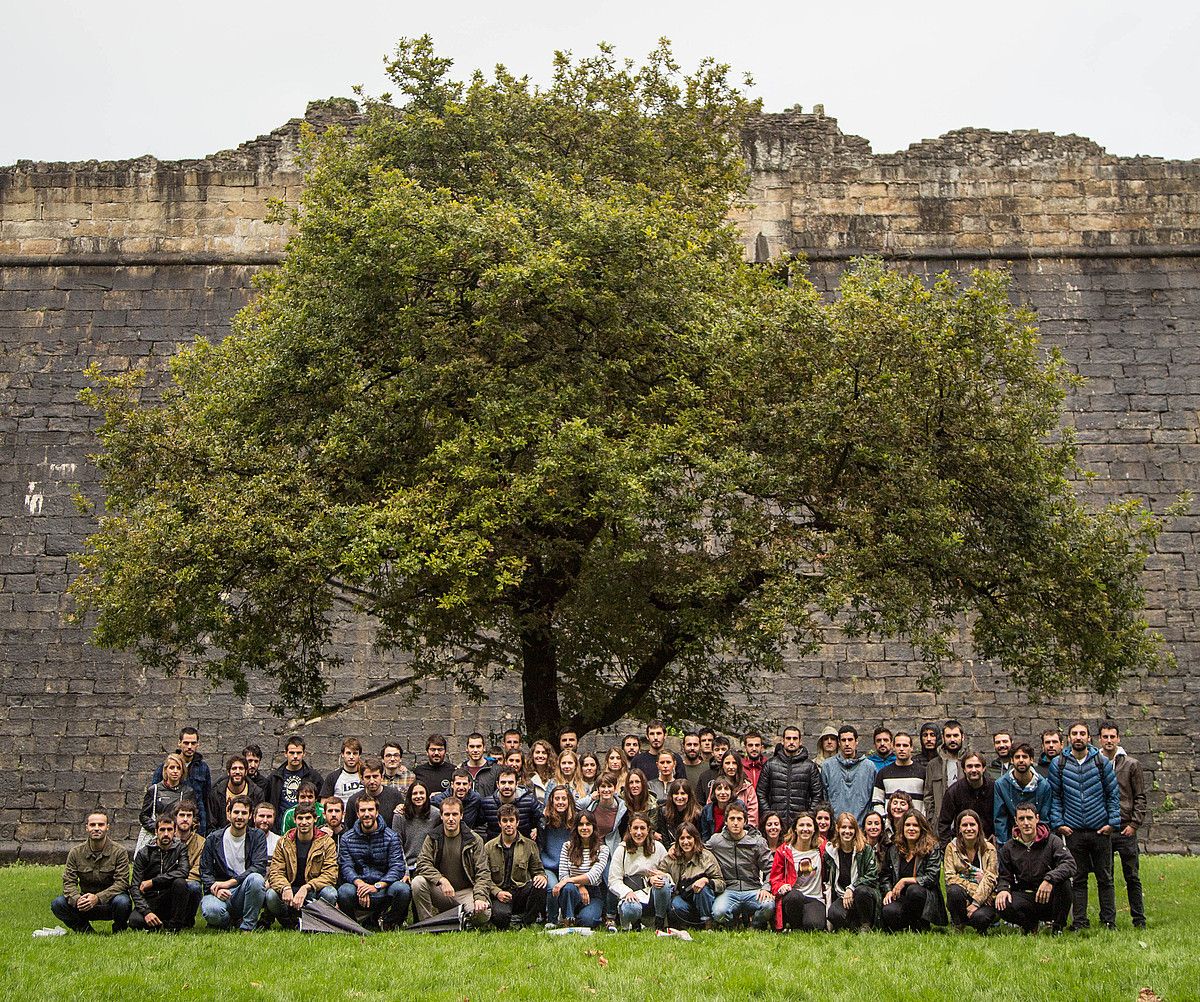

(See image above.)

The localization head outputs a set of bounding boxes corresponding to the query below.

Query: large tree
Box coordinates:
[72,38,1172,738]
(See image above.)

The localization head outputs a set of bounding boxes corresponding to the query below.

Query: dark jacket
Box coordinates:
[923,749,966,825]
[432,788,484,833]
[462,760,500,799]
[319,768,364,803]
[631,750,687,780]
[263,762,324,832]
[153,753,213,834]
[139,781,198,835]
[996,823,1076,895]
[755,745,824,824]
[199,827,269,893]
[705,828,772,892]
[337,820,406,886]
[62,838,130,906]
[993,769,1054,845]
[131,838,189,913]
[1107,748,1148,831]
[413,761,456,796]
[881,843,947,926]
[1047,745,1121,832]
[936,776,995,843]
[480,790,540,841]
[346,786,404,830]
[416,826,492,905]
[207,777,264,829]
[822,842,882,924]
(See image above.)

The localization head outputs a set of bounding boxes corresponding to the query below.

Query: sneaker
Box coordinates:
[544,922,557,930]
[605,922,618,933]
[457,905,469,931]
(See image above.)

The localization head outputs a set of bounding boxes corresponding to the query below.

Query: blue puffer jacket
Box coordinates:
[337,820,406,886]
[993,769,1054,844]
[1047,745,1121,832]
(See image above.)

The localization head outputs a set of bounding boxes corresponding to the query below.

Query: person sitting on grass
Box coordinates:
[168,800,204,928]
[199,795,268,932]
[770,811,826,932]
[264,802,339,927]
[707,803,773,930]
[944,808,999,934]
[336,794,410,930]
[861,811,886,853]
[280,782,326,835]
[824,812,881,932]
[995,803,1076,935]
[661,822,723,929]
[548,811,609,928]
[51,809,131,934]
[881,808,947,932]
[539,785,576,887]
[129,815,192,932]
[608,812,670,931]
[486,804,548,929]
[411,796,491,928]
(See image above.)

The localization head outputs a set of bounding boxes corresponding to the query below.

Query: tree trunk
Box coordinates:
[519,623,564,740]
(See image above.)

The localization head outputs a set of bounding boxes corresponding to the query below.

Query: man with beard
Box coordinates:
[208,755,262,828]
[936,752,995,843]
[872,733,926,815]
[924,719,966,823]
[994,743,1053,846]
[755,725,823,826]
[988,731,1014,782]
[917,723,941,765]
[336,795,411,929]
[129,815,192,932]
[51,810,131,933]
[414,734,456,796]
[347,759,404,829]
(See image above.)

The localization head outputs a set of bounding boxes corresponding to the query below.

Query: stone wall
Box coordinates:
[2,103,1197,858]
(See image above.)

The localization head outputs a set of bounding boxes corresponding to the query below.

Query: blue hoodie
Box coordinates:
[819,755,876,823]
[993,768,1053,845]
[1047,745,1121,832]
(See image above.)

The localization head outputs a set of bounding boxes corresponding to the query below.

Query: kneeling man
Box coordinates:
[995,803,1076,935]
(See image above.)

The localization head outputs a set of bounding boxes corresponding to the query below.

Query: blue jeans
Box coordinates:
[51,893,132,932]
[200,872,266,931]
[667,883,716,926]
[713,888,772,929]
[264,886,338,924]
[336,880,411,927]
[549,882,603,927]
[617,884,672,929]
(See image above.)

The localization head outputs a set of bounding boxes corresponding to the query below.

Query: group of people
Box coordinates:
[51,716,1147,936]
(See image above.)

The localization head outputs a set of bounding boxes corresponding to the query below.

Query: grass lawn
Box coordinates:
[2,857,1196,1001]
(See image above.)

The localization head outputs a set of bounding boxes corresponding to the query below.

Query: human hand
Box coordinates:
[995,891,1011,911]
[145,912,162,929]
[76,894,97,912]
[293,886,309,909]
[579,887,591,906]
[533,875,548,889]
[1036,880,1053,905]
[139,880,153,893]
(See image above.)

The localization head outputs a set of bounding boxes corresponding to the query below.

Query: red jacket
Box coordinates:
[769,844,824,931]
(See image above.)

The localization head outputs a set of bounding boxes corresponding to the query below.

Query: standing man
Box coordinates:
[502,730,524,755]
[936,752,995,843]
[558,728,579,756]
[867,728,896,770]
[1048,721,1121,931]
[994,742,1053,845]
[208,755,262,829]
[739,731,768,792]
[129,815,192,932]
[1038,729,1063,776]
[264,735,323,833]
[486,804,547,929]
[434,770,486,834]
[462,733,499,798]
[412,797,492,927]
[152,726,212,835]
[995,803,1076,935]
[820,726,876,823]
[924,719,966,824]
[379,740,413,792]
[872,732,927,815]
[336,795,411,929]
[319,738,365,807]
[631,721,685,778]
[199,795,269,932]
[51,810,131,933]
[241,744,266,793]
[755,725,824,827]
[264,802,339,927]
[698,728,716,765]
[987,731,1014,782]
[1099,720,1147,928]
[680,732,711,792]
[706,804,773,929]
[917,723,941,765]
[413,734,456,796]
[347,759,404,829]
[621,733,642,767]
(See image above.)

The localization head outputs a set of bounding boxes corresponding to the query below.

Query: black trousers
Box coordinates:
[827,887,876,930]
[881,884,932,932]
[946,884,997,933]
[491,883,543,930]
[1112,832,1146,926]
[129,879,196,931]
[1066,830,1116,929]
[780,891,826,931]
[999,881,1072,933]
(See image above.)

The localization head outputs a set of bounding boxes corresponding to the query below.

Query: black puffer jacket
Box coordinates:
[755,745,824,825]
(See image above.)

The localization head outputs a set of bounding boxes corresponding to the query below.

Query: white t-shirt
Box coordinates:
[333,769,363,805]
[223,828,247,876]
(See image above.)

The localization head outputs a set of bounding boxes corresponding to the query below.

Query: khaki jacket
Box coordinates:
[484,833,545,894]
[267,829,340,893]
[943,838,999,905]
[63,838,130,906]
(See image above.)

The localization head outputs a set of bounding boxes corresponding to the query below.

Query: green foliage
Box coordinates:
[71,37,1173,736]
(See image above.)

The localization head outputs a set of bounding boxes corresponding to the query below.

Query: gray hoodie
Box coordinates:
[705,827,772,892]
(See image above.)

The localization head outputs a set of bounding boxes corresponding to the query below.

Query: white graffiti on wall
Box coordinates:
[24,482,44,516]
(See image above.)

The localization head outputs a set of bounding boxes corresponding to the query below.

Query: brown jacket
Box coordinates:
[266,829,339,893]
[943,838,998,905]
[181,831,205,881]
[63,838,130,906]
[662,847,726,896]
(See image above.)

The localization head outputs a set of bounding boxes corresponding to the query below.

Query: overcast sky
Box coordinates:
[4,1,1198,166]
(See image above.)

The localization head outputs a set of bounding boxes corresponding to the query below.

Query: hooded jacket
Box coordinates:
[130,838,189,914]
[820,754,876,823]
[993,768,1054,845]
[705,827,772,892]
[996,823,1076,895]
[267,827,339,894]
[756,745,824,824]
[1107,748,1148,831]
[1047,745,1121,832]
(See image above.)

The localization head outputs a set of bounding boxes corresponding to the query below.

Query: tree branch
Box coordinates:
[277,671,419,732]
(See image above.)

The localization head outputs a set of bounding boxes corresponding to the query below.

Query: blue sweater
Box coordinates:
[538,825,571,876]
[1047,746,1121,832]
[338,820,406,885]
[993,769,1054,844]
